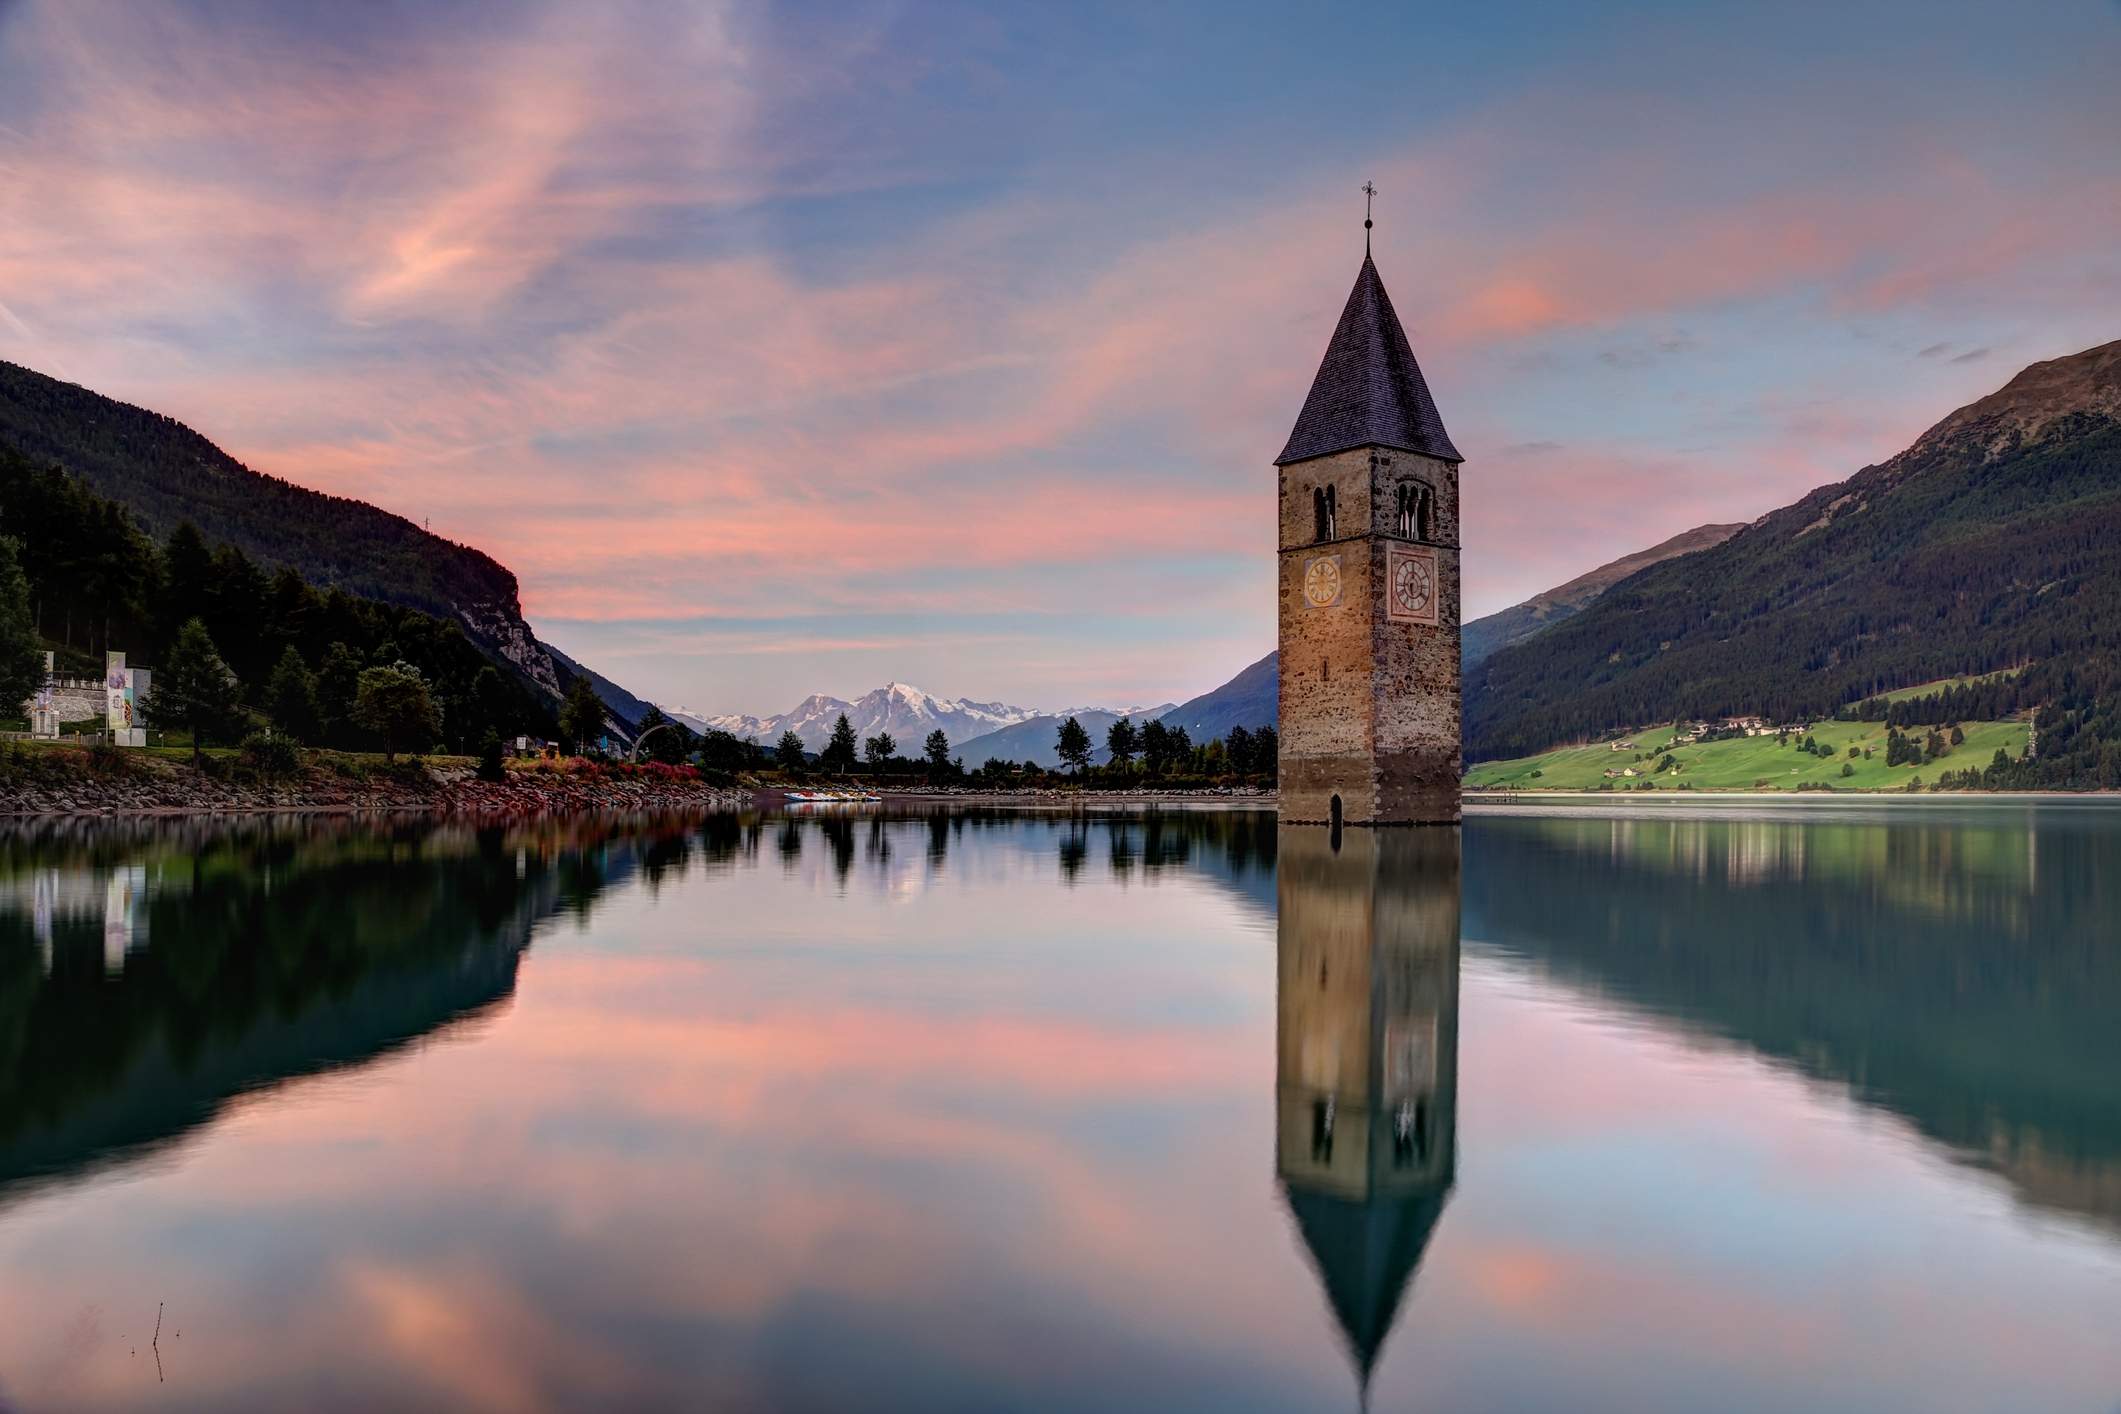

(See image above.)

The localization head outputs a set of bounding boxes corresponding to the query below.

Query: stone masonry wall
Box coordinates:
[1278,447,1461,825]
[1279,448,1380,823]
[17,679,105,723]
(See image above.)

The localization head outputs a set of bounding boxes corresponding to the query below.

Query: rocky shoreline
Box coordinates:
[1,755,752,818]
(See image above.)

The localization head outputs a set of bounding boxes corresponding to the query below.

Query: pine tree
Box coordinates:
[468,665,512,748]
[0,537,40,715]
[775,729,807,772]
[924,729,951,776]
[1105,716,1139,767]
[559,675,604,755]
[140,617,239,766]
[1140,719,1172,776]
[477,731,506,782]
[158,522,215,653]
[1056,716,1092,774]
[823,714,858,772]
[264,645,320,744]
[316,641,363,747]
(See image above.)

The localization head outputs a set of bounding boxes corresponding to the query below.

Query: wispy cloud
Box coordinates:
[3,0,2116,710]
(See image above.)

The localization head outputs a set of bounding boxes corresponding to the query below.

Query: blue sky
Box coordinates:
[2,0,2117,714]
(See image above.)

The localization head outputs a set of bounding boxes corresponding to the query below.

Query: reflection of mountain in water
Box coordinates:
[1464,810,2121,1234]
[1276,826,1459,1400]
[0,814,735,1204]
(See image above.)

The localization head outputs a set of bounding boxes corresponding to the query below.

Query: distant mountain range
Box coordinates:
[0,359,640,732]
[1158,650,1279,744]
[679,681,1171,766]
[1467,338,2121,763]
[682,682,1035,752]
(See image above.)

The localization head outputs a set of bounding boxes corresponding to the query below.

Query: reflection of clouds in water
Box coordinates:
[1,809,2118,1411]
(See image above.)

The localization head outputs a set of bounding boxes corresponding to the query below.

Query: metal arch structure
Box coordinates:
[629,721,690,764]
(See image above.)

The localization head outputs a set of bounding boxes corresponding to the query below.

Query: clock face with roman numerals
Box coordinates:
[1387,545,1440,625]
[1304,555,1342,607]
[1393,556,1433,616]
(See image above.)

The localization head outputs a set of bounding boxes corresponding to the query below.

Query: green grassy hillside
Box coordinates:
[1464,717,2029,791]
[1869,669,2022,705]
[1464,340,2121,783]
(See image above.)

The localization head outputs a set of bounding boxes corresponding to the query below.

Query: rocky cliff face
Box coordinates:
[1889,338,2121,472]
[457,600,564,701]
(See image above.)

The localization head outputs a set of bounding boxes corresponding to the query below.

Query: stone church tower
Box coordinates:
[1276,246,1463,826]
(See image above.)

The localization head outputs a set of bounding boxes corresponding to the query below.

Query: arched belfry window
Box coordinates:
[1312,485,1337,541]
[1396,481,1434,540]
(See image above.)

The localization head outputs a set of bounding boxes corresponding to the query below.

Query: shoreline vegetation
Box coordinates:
[1,741,748,817]
[7,736,2112,820]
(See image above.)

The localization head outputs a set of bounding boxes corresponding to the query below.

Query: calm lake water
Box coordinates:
[1,802,2117,1413]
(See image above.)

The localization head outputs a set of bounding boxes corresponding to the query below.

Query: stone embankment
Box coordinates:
[1,756,751,818]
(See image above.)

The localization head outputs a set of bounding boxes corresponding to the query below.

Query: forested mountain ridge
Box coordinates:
[1,442,560,749]
[1467,340,2121,776]
[1461,521,1744,667]
[0,359,581,708]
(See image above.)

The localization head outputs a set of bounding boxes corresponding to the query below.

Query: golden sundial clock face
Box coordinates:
[1388,545,1440,625]
[1303,555,1342,608]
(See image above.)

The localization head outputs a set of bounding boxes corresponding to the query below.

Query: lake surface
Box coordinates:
[1,802,2117,1412]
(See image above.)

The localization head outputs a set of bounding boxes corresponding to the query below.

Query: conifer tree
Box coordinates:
[559,676,604,755]
[316,641,363,747]
[264,645,320,744]
[0,537,40,715]
[141,617,239,766]
[775,729,807,772]
[1056,716,1092,774]
[823,713,859,772]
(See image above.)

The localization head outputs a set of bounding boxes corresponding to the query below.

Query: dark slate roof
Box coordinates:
[1282,1179,1450,1392]
[1276,254,1461,466]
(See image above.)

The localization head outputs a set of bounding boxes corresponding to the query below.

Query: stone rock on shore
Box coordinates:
[1,753,750,818]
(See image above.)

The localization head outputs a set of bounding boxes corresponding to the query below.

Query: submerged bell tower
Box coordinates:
[1276,205,1463,826]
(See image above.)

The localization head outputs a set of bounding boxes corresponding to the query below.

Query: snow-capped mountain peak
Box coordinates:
[684,682,1035,753]
[677,681,1158,754]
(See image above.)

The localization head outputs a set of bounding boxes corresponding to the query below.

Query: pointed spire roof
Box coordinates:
[1282,1179,1450,1393]
[1276,254,1461,466]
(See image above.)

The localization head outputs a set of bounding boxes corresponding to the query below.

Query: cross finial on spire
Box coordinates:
[1361,181,1376,253]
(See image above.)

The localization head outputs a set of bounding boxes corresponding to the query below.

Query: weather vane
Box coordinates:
[1362,180,1376,252]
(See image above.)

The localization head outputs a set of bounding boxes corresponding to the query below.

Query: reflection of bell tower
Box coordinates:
[1276,825,1459,1399]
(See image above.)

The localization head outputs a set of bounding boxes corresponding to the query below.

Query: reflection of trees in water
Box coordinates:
[1466,812,2121,1235]
[755,807,1281,902]
[0,812,734,1205]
